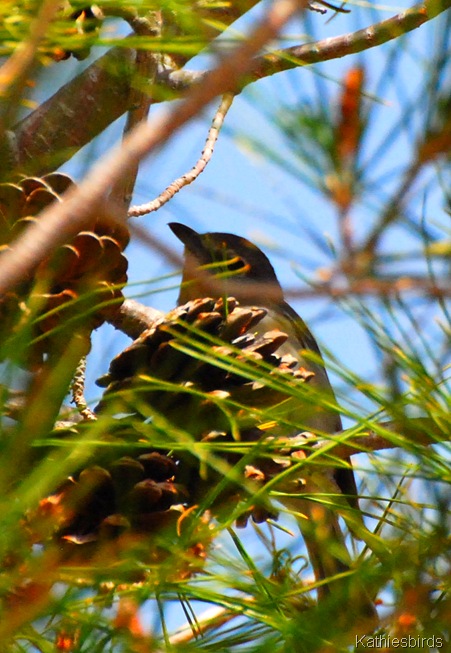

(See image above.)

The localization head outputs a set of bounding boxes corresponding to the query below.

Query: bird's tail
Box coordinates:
[297,500,351,600]
[287,497,378,622]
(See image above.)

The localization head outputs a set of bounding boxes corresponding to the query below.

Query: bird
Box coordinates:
[168,222,377,616]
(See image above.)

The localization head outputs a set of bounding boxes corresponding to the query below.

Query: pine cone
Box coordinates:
[0,173,128,367]
[54,451,181,542]
[96,297,314,524]
[28,445,179,543]
[97,297,311,425]
[28,297,312,560]
[25,441,212,580]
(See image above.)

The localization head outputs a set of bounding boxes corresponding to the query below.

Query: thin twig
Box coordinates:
[130,221,183,268]
[71,357,96,421]
[128,93,234,217]
[251,0,451,80]
[106,275,450,344]
[124,268,449,306]
[359,159,423,261]
[282,275,451,300]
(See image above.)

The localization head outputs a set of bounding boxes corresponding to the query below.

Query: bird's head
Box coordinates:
[169,223,284,305]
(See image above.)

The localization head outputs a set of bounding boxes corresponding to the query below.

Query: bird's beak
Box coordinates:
[168,223,204,258]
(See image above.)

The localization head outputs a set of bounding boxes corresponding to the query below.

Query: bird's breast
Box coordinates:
[242,305,341,435]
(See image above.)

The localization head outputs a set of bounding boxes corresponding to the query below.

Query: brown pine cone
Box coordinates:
[0,173,128,367]
[96,297,314,524]
[26,445,185,546]
[55,452,181,542]
[22,444,212,581]
[27,297,312,560]
[96,296,312,428]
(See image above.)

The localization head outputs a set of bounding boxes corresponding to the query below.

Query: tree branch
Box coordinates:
[312,417,449,460]
[7,0,260,178]
[0,0,305,295]
[8,0,449,178]
[164,0,450,90]
[10,45,137,176]
[108,298,163,340]
[110,13,162,214]
[251,0,450,80]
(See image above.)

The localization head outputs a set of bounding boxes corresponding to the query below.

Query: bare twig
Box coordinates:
[71,357,96,421]
[312,0,349,13]
[125,269,449,306]
[251,0,451,80]
[360,160,427,262]
[163,0,450,91]
[0,0,305,296]
[130,221,184,269]
[104,273,451,344]
[283,275,451,300]
[128,93,234,217]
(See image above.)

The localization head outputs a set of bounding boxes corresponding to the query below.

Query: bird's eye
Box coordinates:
[227,254,247,271]
[208,242,250,274]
